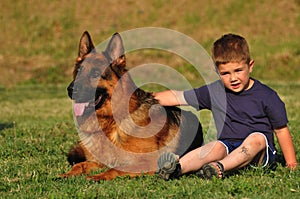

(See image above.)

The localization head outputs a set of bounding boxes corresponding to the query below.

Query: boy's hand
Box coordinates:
[286,162,298,170]
[152,90,186,106]
[274,126,297,171]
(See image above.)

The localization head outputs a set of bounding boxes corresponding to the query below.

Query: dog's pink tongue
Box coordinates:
[73,102,89,116]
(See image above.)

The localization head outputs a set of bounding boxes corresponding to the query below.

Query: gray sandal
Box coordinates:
[196,162,224,179]
[156,152,181,180]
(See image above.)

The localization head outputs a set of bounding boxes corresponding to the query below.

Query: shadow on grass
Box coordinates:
[0,122,14,131]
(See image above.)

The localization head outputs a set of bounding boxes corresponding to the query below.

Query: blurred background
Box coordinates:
[0,3,299,197]
[0,0,299,87]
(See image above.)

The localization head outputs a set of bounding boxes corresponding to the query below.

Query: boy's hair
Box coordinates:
[212,33,251,67]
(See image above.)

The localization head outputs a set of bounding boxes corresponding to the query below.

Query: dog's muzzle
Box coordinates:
[67,81,108,117]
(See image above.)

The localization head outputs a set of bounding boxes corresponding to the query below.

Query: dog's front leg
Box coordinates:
[60,161,104,177]
[86,168,155,181]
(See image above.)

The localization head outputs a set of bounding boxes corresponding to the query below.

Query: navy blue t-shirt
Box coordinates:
[183,79,288,150]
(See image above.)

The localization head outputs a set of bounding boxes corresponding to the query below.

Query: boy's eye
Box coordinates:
[220,72,229,76]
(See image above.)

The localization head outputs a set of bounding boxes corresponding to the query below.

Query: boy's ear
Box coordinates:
[249,60,255,72]
[77,31,95,62]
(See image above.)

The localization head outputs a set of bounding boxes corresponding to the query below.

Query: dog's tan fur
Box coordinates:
[61,31,203,181]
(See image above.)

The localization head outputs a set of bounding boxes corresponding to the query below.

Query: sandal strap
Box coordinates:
[215,162,224,178]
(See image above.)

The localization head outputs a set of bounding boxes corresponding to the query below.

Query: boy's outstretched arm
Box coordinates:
[275,126,298,170]
[153,90,187,106]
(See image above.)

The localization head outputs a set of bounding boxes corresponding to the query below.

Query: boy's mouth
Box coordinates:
[231,83,241,90]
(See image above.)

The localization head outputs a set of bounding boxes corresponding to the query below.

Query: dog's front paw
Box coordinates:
[87,174,111,181]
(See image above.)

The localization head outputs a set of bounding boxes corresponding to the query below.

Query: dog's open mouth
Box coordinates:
[73,102,90,117]
[73,88,107,117]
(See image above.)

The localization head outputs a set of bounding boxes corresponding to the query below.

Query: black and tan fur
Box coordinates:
[61,31,203,181]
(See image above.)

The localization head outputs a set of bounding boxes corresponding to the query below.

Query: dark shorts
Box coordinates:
[219,132,277,168]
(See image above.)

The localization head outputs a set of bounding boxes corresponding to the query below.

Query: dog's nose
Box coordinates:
[67,81,74,99]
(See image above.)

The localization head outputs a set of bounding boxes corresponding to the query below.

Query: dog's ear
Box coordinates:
[77,31,95,62]
[105,33,125,64]
[105,33,126,76]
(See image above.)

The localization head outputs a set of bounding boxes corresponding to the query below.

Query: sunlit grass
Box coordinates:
[0,0,299,86]
[0,83,299,198]
[0,0,299,197]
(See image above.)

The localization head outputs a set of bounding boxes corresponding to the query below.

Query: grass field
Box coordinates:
[0,0,299,198]
[0,83,299,198]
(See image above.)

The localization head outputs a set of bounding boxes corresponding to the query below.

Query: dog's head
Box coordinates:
[67,31,128,117]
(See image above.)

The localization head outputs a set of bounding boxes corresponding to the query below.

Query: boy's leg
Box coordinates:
[179,141,227,174]
[157,141,227,180]
[219,133,267,171]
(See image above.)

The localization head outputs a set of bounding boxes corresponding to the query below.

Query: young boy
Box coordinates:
[154,33,297,180]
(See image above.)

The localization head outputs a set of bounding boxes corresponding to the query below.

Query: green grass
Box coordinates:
[0,83,299,198]
[0,0,299,86]
[0,0,299,198]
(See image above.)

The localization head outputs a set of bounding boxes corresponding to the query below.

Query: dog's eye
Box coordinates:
[90,71,101,78]
[76,67,83,74]
[90,68,107,79]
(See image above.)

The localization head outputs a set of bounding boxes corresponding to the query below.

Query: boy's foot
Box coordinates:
[156,152,181,180]
[195,162,224,180]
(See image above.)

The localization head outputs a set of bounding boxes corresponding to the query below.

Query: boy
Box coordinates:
[154,33,297,180]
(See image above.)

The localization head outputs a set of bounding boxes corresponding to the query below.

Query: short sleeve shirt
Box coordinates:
[183,79,288,149]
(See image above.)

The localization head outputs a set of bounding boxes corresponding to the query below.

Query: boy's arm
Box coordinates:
[153,90,188,106]
[274,126,298,170]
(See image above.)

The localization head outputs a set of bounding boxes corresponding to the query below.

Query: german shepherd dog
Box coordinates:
[62,31,203,181]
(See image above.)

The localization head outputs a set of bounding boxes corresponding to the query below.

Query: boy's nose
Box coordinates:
[230,73,237,82]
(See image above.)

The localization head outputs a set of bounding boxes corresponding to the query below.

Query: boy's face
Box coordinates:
[217,60,254,93]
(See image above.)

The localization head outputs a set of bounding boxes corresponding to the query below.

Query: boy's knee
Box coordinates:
[245,133,266,149]
[198,141,227,159]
